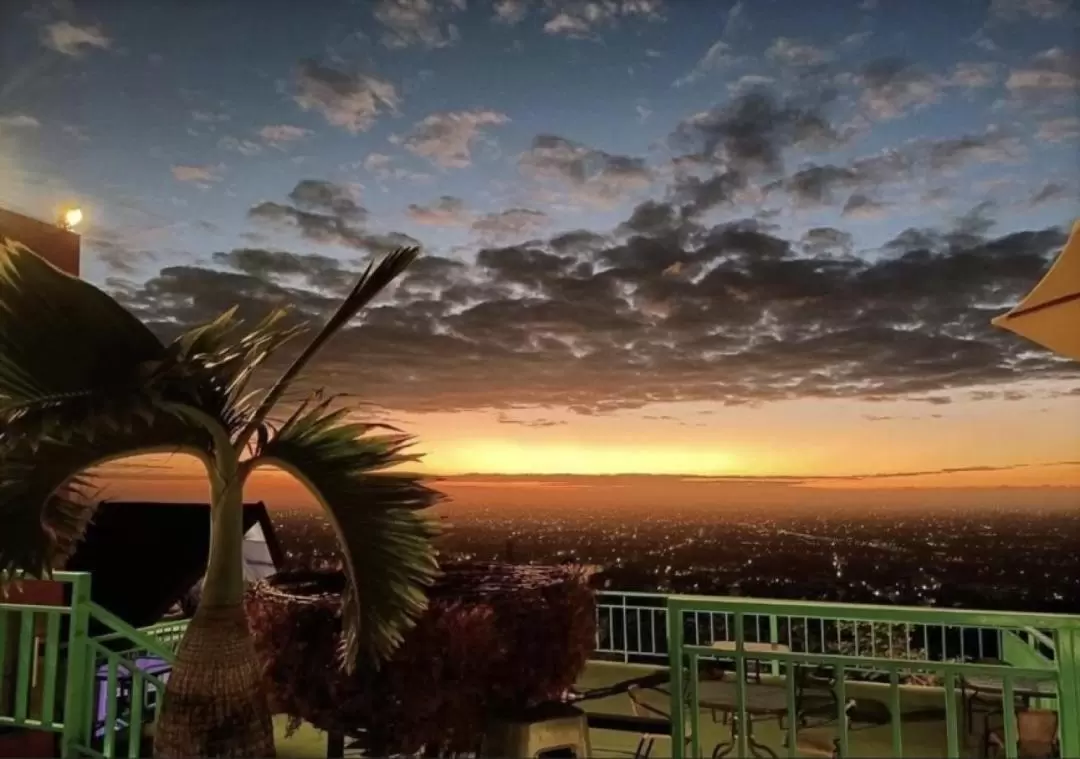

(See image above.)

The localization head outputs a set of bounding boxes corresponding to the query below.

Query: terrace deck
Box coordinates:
[274,660,990,758]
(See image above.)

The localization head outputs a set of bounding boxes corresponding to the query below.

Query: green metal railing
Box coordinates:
[594,591,1057,669]
[663,595,1080,759]
[0,572,181,759]
[6,577,1079,758]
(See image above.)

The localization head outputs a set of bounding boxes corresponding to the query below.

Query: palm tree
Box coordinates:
[0,240,443,757]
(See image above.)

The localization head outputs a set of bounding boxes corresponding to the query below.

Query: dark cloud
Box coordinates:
[770,165,860,207]
[549,230,609,255]
[952,201,998,241]
[1029,181,1072,206]
[115,196,1075,415]
[672,170,747,218]
[496,413,566,427]
[211,248,355,292]
[842,192,888,218]
[292,59,399,133]
[762,131,1018,210]
[855,57,941,119]
[84,228,158,273]
[397,110,509,168]
[373,0,463,49]
[864,414,944,421]
[1005,47,1080,104]
[472,208,550,242]
[670,88,844,176]
[248,179,419,255]
[801,227,854,257]
[406,196,471,226]
[922,128,1023,171]
[617,200,682,237]
[288,180,366,221]
[519,134,652,206]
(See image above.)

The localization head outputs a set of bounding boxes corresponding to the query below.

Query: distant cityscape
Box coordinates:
[271,501,1080,615]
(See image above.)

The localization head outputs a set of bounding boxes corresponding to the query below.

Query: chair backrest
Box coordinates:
[1017,709,1058,758]
[627,685,668,719]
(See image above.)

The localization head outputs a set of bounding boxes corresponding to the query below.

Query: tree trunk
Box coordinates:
[154,458,275,757]
[153,604,275,758]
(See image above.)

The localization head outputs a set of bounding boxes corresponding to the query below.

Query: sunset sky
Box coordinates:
[1,0,1078,498]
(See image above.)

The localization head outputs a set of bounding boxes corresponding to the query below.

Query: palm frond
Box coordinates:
[250,394,442,671]
[0,240,166,410]
[0,411,215,577]
[164,307,308,439]
[238,247,420,448]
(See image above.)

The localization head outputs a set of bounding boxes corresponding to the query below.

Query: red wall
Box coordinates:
[0,580,65,758]
[0,207,81,276]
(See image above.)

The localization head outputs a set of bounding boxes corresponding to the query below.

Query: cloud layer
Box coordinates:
[111,177,1072,415]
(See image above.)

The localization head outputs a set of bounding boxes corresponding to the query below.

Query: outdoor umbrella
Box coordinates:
[992,219,1080,362]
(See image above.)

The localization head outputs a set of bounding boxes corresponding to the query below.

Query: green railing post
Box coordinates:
[60,573,91,759]
[1057,628,1080,757]
[667,597,685,759]
[621,594,629,663]
[769,614,780,677]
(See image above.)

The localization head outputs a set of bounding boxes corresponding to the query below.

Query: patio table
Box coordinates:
[659,680,791,759]
[709,642,791,683]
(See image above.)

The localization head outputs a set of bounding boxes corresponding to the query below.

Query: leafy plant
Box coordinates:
[0,240,442,757]
[832,620,953,686]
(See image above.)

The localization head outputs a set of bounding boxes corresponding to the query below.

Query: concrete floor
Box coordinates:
[274,660,990,758]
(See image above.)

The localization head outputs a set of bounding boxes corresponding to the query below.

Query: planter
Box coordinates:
[246,562,596,756]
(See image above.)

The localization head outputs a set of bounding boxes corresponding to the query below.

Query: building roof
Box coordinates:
[64,500,284,630]
[0,206,80,275]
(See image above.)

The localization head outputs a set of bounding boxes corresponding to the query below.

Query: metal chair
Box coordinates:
[785,665,840,729]
[627,684,693,759]
[794,731,840,758]
[986,709,1060,759]
[961,658,1009,736]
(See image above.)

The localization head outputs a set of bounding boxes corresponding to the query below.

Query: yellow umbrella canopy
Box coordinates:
[992,219,1080,362]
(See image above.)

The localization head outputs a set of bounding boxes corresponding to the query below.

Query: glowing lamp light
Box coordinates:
[59,207,83,230]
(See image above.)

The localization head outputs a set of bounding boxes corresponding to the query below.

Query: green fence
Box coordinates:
[595,591,1056,669]
[664,595,1080,759]
[6,576,1080,758]
[0,572,180,759]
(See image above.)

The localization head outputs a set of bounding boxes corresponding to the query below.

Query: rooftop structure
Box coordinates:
[0,206,80,276]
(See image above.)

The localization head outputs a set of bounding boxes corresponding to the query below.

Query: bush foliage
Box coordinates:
[246,562,597,755]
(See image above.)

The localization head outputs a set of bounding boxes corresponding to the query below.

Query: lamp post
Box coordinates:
[59,207,83,231]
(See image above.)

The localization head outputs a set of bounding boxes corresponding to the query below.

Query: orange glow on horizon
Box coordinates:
[92,452,1080,507]
[420,440,748,476]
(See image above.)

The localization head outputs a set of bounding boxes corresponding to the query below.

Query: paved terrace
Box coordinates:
[273,660,997,758]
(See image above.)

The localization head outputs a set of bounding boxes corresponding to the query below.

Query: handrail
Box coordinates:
[1,570,95,585]
[678,643,1059,674]
[85,636,171,758]
[6,577,1080,757]
[86,602,177,661]
[666,593,1080,629]
[665,596,1080,759]
[0,571,182,758]
[1021,625,1058,651]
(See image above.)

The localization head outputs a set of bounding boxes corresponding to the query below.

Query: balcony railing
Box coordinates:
[594,591,1059,669]
[665,595,1079,759]
[4,575,1080,757]
[0,572,178,758]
